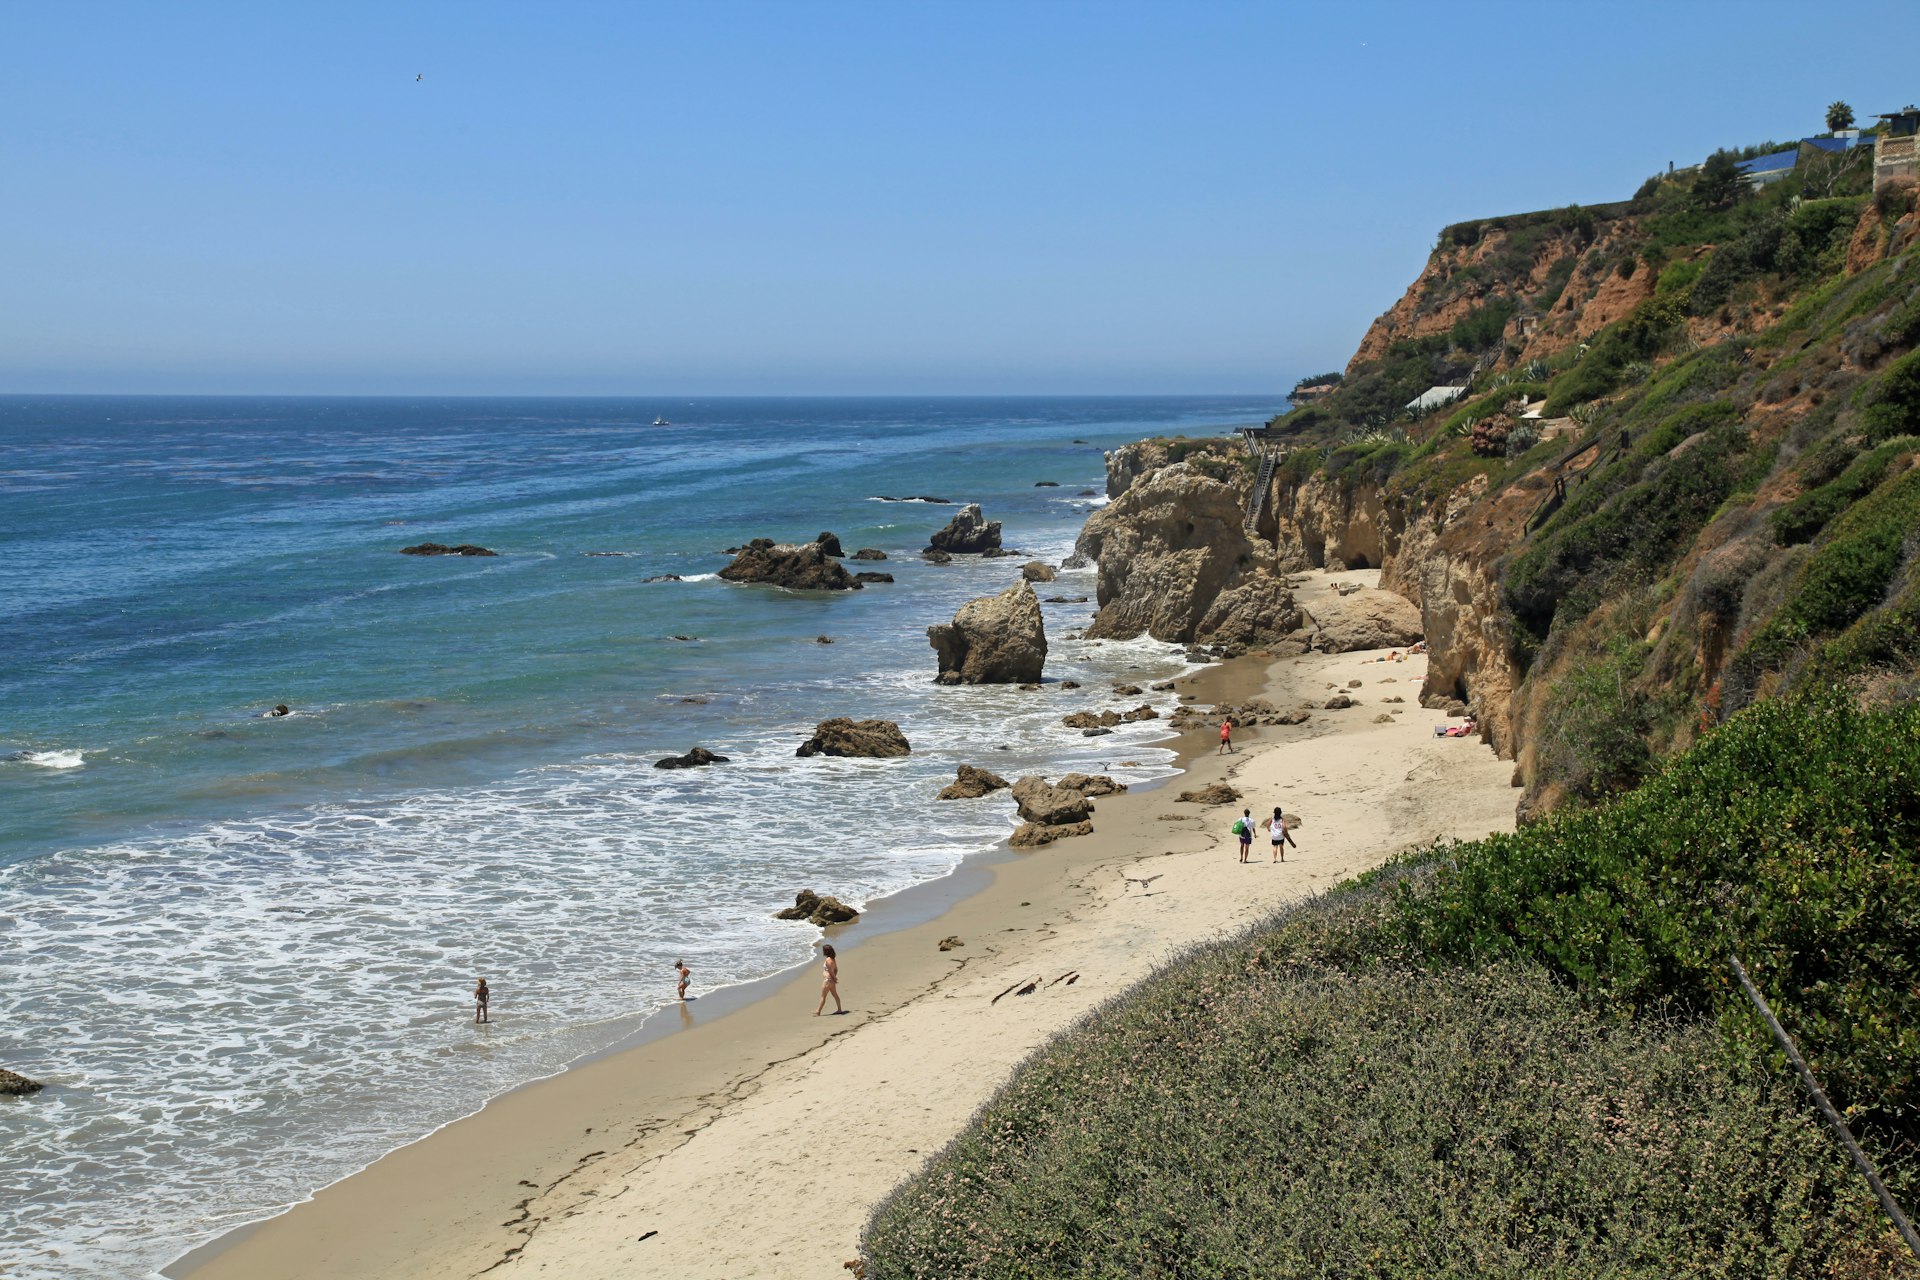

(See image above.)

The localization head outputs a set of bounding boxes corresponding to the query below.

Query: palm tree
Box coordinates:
[1826,100,1855,133]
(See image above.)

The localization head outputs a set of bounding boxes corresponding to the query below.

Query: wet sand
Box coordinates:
[171,569,1517,1280]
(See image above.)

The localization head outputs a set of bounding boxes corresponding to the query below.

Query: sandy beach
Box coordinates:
[170,569,1517,1280]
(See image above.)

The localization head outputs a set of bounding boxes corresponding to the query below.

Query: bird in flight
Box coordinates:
[1123,874,1163,894]
[415,73,423,82]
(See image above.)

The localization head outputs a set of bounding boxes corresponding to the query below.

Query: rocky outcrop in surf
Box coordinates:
[927,503,1003,554]
[937,764,1011,800]
[0,1067,43,1096]
[815,532,845,557]
[720,539,862,591]
[654,747,729,770]
[1074,464,1302,655]
[1008,775,1096,846]
[795,718,911,758]
[1021,561,1056,583]
[400,542,497,556]
[773,889,859,926]
[927,581,1047,684]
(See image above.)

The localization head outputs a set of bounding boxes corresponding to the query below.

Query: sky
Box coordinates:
[3,1,1916,396]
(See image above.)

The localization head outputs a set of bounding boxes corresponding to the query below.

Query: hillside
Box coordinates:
[1254,140,1918,814]
[858,132,1920,1278]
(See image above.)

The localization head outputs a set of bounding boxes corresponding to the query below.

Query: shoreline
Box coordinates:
[170,570,1519,1280]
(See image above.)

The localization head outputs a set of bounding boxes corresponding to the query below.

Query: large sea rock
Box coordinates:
[1010,775,1093,825]
[927,503,1002,554]
[795,718,911,758]
[773,889,860,926]
[1073,463,1302,654]
[1306,590,1425,653]
[719,540,862,591]
[927,581,1047,684]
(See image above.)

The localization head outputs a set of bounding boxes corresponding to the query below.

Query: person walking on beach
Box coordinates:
[1266,807,1297,863]
[674,959,691,1002]
[473,977,490,1024]
[1218,717,1234,754]
[814,944,843,1016]
[1234,807,1254,863]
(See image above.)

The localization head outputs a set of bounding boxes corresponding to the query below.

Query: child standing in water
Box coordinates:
[473,977,490,1024]
[814,944,842,1016]
[674,959,691,1002]
[1218,718,1234,754]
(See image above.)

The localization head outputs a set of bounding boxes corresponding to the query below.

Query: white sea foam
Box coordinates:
[5,749,85,769]
[0,632,1196,1279]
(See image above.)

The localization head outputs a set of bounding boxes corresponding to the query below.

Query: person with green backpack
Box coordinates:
[1232,808,1254,863]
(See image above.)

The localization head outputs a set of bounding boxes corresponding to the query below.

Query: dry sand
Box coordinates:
[172,569,1517,1280]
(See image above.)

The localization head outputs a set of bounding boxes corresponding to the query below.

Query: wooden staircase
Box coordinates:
[1244,448,1281,535]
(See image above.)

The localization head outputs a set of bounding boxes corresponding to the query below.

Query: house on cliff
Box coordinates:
[1874,105,1920,188]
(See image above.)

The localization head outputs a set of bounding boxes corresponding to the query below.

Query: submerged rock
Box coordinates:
[719,541,862,591]
[922,548,954,565]
[928,581,1047,684]
[937,764,1012,800]
[849,548,888,561]
[854,571,895,584]
[0,1068,42,1096]
[400,542,497,557]
[795,718,911,758]
[927,503,1003,554]
[654,747,730,770]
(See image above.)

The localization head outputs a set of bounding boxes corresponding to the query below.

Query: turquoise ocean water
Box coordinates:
[0,395,1272,1276]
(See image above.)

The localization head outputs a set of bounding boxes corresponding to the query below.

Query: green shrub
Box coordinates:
[1504,404,1748,646]
[1544,297,1688,414]
[1772,436,1919,544]
[1398,695,1920,1181]
[1449,296,1518,351]
[1532,634,1667,799]
[1734,466,1920,685]
[1861,346,1920,443]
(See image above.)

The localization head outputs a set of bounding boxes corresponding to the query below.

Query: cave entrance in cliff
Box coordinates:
[1342,554,1374,570]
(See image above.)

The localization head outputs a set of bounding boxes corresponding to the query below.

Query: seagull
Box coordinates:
[1123,874,1163,894]
[415,73,423,82]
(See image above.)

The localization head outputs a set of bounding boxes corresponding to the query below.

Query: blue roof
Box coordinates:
[1737,149,1799,176]
[1803,135,1869,153]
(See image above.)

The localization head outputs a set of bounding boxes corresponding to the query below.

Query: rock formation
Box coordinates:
[795,718,910,758]
[1010,819,1093,847]
[1175,782,1240,805]
[926,503,1002,554]
[937,765,1011,799]
[927,581,1047,684]
[1306,590,1424,653]
[654,747,729,769]
[922,548,953,564]
[773,889,859,926]
[1021,561,1057,583]
[816,532,845,557]
[720,540,862,591]
[850,548,888,561]
[854,571,894,584]
[1011,776,1093,825]
[1074,464,1302,654]
[1103,437,1243,498]
[400,542,497,556]
[1055,772,1126,796]
[0,1067,42,1096]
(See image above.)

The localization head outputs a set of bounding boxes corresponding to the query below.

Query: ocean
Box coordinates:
[0,394,1273,1277]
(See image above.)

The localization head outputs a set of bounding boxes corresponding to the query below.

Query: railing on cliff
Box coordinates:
[1523,429,1629,534]
[1244,447,1283,535]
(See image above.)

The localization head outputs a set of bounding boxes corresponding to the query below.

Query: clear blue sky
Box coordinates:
[4,1,1914,395]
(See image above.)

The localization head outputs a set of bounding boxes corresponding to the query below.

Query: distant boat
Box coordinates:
[653,416,671,426]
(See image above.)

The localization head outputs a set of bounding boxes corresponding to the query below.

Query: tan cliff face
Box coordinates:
[1347,223,1601,371]
[1075,463,1302,653]
[1261,472,1397,573]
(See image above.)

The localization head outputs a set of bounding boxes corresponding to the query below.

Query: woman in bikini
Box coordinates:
[814,944,842,1016]
[473,977,490,1024]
